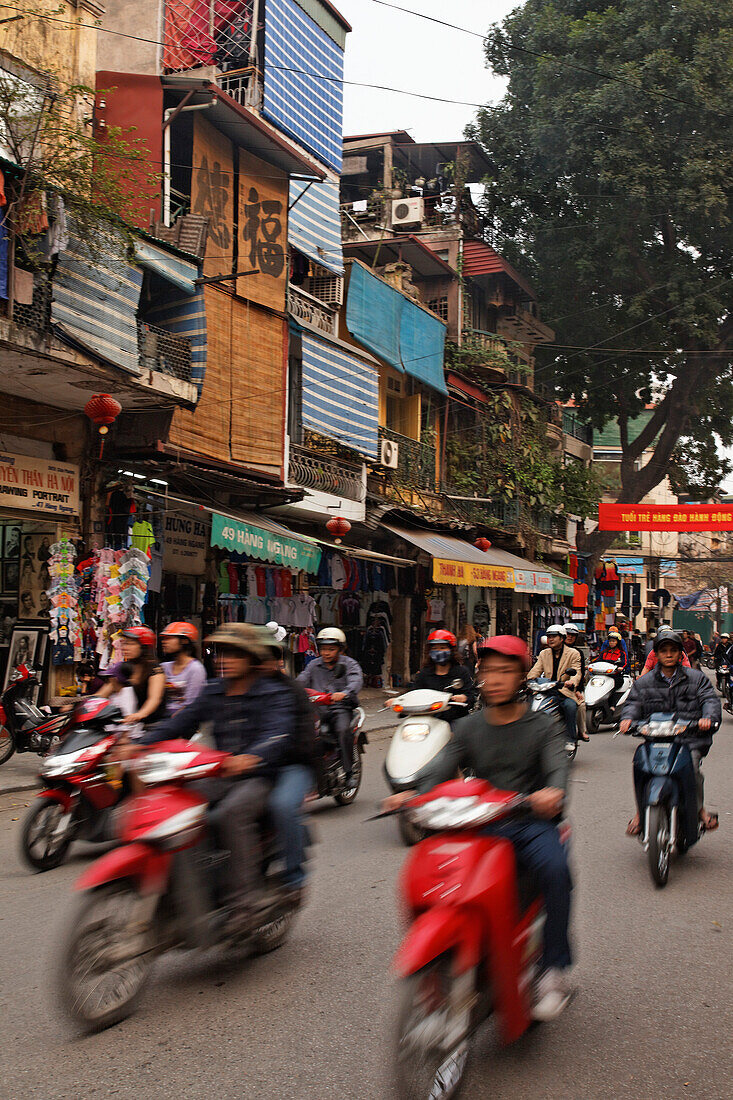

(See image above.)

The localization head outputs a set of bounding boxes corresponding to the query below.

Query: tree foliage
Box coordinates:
[469,1,733,558]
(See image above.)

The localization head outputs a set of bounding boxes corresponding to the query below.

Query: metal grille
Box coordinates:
[287,285,338,336]
[289,443,365,502]
[163,0,254,73]
[306,271,344,306]
[12,270,52,334]
[137,320,193,382]
[427,297,449,321]
[378,427,436,492]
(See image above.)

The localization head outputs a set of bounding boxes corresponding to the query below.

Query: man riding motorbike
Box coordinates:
[409,629,476,724]
[384,635,573,1021]
[620,629,720,836]
[527,624,582,744]
[138,623,298,933]
[564,624,590,742]
[713,632,730,693]
[297,628,363,783]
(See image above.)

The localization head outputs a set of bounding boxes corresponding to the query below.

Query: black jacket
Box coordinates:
[621,664,720,753]
[410,663,476,724]
[714,643,729,668]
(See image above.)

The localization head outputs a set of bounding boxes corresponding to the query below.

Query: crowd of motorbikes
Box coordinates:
[1,623,724,1100]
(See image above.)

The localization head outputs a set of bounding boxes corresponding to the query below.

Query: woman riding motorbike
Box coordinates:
[409,629,476,724]
[95,626,166,730]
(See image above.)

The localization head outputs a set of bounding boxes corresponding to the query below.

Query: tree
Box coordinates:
[469,1,733,565]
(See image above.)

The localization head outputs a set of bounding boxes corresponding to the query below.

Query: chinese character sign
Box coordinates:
[237,151,289,310]
[192,116,235,278]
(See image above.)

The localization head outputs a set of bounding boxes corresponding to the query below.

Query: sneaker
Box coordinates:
[532,967,572,1022]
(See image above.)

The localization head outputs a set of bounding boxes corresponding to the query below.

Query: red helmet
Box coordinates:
[477,635,531,672]
[122,625,156,648]
[427,629,457,647]
[161,621,199,643]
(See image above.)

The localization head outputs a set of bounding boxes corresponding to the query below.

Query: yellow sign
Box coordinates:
[433,558,514,588]
[0,453,79,516]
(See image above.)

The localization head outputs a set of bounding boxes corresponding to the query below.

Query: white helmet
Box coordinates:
[317,627,346,647]
[564,624,580,636]
[546,624,567,638]
[266,621,287,644]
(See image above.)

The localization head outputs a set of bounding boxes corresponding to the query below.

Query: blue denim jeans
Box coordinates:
[484,817,573,970]
[269,764,314,888]
[560,695,578,740]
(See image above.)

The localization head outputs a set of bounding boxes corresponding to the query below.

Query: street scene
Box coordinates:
[0,1,731,1097]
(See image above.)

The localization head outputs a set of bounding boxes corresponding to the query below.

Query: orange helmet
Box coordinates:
[161,621,199,643]
[122,625,156,648]
[427,629,457,647]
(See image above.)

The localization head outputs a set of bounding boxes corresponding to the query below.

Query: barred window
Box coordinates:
[427,296,449,321]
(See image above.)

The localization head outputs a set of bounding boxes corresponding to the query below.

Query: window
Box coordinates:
[0,65,47,165]
[427,296,449,321]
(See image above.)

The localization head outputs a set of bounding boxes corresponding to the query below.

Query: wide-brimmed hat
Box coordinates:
[206,623,270,661]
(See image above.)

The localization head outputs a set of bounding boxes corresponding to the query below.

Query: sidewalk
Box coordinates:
[0,688,400,796]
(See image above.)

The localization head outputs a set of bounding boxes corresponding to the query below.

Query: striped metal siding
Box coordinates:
[134,238,199,295]
[51,236,143,375]
[145,290,208,396]
[263,0,344,172]
[300,331,379,458]
[289,180,344,274]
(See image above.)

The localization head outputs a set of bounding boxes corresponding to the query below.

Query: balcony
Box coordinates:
[289,444,365,504]
[217,66,257,108]
[562,409,593,446]
[378,427,437,493]
[138,321,193,382]
[287,285,338,337]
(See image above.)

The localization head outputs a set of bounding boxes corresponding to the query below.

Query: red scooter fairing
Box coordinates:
[0,703,6,725]
[36,787,74,811]
[75,842,172,895]
[394,904,483,977]
[305,690,333,705]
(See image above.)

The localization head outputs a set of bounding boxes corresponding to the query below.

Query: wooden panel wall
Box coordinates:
[191,116,235,280]
[237,151,288,311]
[168,287,231,463]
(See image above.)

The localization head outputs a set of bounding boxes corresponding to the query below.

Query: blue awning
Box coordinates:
[289,180,344,275]
[300,331,379,458]
[144,289,207,397]
[52,234,143,375]
[134,238,199,295]
[400,297,448,395]
[345,259,403,373]
[263,0,344,173]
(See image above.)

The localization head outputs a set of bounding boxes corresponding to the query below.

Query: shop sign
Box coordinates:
[551,573,574,597]
[211,512,321,572]
[599,503,733,531]
[514,568,553,595]
[163,508,208,574]
[0,453,79,516]
[433,557,514,589]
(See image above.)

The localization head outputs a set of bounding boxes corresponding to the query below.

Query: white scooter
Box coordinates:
[384,687,466,845]
[585,661,633,733]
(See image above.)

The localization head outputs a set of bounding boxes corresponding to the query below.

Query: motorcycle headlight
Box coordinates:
[133,752,181,785]
[409,796,511,831]
[588,676,606,687]
[401,723,430,742]
[41,748,86,778]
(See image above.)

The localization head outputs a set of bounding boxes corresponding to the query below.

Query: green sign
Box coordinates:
[211,512,322,572]
[552,571,574,597]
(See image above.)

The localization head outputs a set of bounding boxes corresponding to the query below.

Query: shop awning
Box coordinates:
[289,180,344,275]
[383,525,515,589]
[300,331,380,459]
[134,238,199,295]
[211,510,321,571]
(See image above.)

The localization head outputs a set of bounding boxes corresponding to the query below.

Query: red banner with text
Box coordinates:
[598,503,733,531]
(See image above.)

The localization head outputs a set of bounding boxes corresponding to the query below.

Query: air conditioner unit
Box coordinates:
[379,438,400,469]
[391,197,424,228]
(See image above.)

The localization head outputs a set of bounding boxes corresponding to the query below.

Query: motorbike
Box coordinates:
[57,738,303,1033]
[627,714,717,888]
[0,664,69,765]
[384,687,466,845]
[527,680,578,760]
[584,661,633,733]
[391,778,570,1099]
[20,697,126,872]
[306,689,367,805]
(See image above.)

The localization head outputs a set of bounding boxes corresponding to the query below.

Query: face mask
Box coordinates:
[429,649,452,664]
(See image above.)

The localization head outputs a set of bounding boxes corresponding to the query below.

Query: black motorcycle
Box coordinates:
[527,679,578,760]
[305,689,368,804]
[0,664,69,765]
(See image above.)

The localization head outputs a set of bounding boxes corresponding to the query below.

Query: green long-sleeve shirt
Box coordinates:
[415,707,569,796]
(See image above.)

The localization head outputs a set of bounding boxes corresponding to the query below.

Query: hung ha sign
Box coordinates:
[0,454,79,516]
[163,508,208,574]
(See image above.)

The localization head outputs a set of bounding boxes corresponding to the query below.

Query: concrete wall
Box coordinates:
[98,0,163,75]
[0,1,101,90]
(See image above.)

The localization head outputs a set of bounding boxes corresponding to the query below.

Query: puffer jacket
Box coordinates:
[622,664,720,753]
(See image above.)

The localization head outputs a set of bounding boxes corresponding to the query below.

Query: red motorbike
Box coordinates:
[57,739,302,1033]
[305,689,367,805]
[0,664,68,765]
[20,697,125,871]
[392,778,569,1099]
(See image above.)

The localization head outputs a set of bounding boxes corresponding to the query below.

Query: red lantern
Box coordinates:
[85,394,122,457]
[326,516,351,544]
[474,537,492,552]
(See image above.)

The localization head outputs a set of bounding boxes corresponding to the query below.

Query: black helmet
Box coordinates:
[653,629,683,653]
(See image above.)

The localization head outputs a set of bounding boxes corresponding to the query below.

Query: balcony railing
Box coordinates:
[289,444,365,503]
[463,328,511,359]
[287,284,338,337]
[217,66,257,107]
[379,427,437,492]
[138,321,193,382]
[562,409,593,446]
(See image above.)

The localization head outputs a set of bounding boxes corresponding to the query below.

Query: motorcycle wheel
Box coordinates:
[647,805,671,888]
[334,745,362,805]
[395,957,470,1100]
[398,813,428,847]
[57,882,155,1032]
[586,708,601,735]
[250,906,297,956]
[0,724,14,765]
[20,799,72,871]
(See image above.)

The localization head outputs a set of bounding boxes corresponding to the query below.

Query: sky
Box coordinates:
[336,0,519,142]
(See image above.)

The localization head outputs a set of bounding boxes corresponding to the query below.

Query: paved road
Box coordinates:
[1,715,731,1100]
